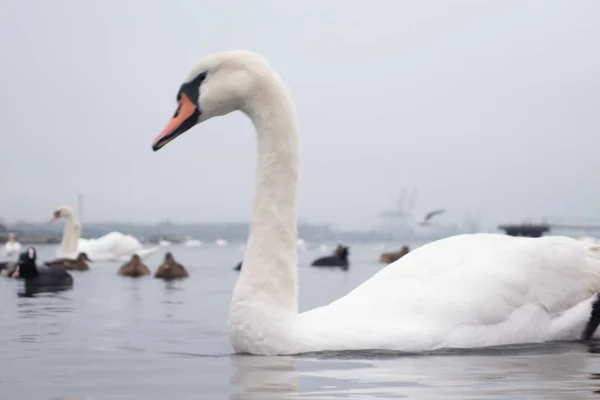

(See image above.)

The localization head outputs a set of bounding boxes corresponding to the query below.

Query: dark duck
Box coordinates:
[118,254,151,277]
[311,245,350,269]
[44,252,92,271]
[12,247,74,294]
[154,252,189,280]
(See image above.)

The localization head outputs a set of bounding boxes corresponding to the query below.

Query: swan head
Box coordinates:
[152,50,271,151]
[51,206,74,221]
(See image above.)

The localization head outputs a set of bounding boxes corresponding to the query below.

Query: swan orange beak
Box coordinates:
[152,94,199,151]
[50,211,61,222]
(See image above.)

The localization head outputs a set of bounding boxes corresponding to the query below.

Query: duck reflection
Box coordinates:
[230,355,298,399]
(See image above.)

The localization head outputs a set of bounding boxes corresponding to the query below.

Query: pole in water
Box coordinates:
[78,194,84,224]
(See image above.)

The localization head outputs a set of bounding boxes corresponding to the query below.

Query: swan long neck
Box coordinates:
[60,215,80,256]
[232,74,300,318]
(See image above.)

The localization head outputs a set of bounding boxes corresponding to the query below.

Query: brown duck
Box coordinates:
[154,252,189,280]
[44,252,92,271]
[118,254,150,277]
[379,245,410,264]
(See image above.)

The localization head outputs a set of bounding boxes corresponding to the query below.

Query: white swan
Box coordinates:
[3,232,21,256]
[151,50,600,355]
[52,206,157,262]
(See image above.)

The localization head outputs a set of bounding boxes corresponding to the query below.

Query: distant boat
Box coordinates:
[215,237,228,247]
[158,239,171,247]
[296,238,306,250]
[369,243,386,251]
[183,237,203,247]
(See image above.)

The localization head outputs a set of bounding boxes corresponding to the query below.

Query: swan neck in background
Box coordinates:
[60,215,80,256]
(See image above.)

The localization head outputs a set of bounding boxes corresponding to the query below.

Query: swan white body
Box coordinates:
[3,233,21,256]
[53,206,157,262]
[152,50,600,355]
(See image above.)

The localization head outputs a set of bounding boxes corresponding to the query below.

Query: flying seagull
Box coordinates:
[416,209,446,226]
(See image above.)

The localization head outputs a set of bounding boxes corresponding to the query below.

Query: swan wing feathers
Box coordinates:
[299,234,600,350]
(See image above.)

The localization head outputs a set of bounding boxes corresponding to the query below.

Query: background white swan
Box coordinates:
[52,206,157,262]
[3,232,21,256]
[151,50,600,356]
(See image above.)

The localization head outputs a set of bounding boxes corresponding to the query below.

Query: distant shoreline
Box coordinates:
[0,220,468,244]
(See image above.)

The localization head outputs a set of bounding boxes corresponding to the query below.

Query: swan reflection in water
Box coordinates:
[228,344,600,399]
[230,355,298,400]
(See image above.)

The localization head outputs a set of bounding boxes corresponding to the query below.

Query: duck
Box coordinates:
[149,50,600,356]
[12,247,73,293]
[154,252,189,280]
[379,245,410,264]
[44,252,92,271]
[311,245,350,269]
[118,254,151,277]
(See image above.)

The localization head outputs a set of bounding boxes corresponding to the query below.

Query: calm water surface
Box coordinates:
[2,243,600,399]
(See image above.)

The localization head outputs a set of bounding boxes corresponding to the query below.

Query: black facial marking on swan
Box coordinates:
[177,71,207,105]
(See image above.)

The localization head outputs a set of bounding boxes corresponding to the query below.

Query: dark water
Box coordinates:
[2,243,600,399]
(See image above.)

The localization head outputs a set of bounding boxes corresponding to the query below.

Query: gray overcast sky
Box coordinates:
[1,1,599,229]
